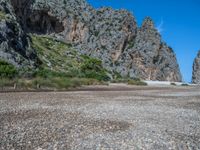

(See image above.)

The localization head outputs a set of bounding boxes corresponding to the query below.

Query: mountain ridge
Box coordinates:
[0,0,182,81]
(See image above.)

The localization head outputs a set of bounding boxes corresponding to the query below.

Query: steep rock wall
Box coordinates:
[0,0,182,81]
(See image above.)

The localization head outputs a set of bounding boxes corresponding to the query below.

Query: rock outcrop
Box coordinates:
[192,51,200,84]
[0,0,182,81]
[0,0,38,68]
[125,17,182,81]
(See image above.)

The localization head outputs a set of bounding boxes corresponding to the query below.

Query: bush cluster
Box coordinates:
[127,79,147,86]
[0,60,17,79]
[0,77,103,90]
[80,55,110,81]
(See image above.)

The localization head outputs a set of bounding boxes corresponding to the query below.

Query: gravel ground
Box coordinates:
[0,85,200,150]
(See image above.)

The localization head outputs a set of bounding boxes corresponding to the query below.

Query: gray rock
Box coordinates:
[0,0,38,68]
[0,0,182,81]
[125,17,182,81]
[192,50,200,84]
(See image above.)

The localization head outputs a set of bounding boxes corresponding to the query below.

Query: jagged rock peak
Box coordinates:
[192,50,200,84]
[141,17,155,29]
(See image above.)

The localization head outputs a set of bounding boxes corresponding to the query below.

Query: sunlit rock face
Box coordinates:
[125,17,182,81]
[192,51,200,84]
[0,0,182,81]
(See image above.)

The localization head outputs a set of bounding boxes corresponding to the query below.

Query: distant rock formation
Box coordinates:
[125,17,181,81]
[0,0,182,81]
[192,50,200,84]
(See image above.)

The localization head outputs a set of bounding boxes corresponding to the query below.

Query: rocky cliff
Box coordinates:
[0,0,38,68]
[0,0,182,81]
[192,51,200,84]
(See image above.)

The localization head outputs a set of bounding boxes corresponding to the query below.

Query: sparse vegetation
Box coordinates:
[127,78,147,86]
[0,59,18,79]
[181,83,189,86]
[31,34,77,72]
[33,68,70,79]
[0,35,110,91]
[0,11,6,20]
[30,77,103,89]
[80,55,110,81]
[0,78,16,88]
[0,77,104,90]
[127,40,135,49]
[170,83,176,86]
[111,78,129,83]
[111,77,147,86]
[31,35,110,81]
[94,31,99,37]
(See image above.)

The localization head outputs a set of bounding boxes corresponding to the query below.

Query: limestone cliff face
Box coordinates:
[192,51,200,84]
[126,18,182,81]
[0,0,182,81]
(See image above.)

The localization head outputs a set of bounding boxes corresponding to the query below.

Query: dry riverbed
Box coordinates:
[0,84,200,149]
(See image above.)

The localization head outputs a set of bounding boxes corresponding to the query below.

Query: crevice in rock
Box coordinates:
[25,11,64,34]
[121,38,128,53]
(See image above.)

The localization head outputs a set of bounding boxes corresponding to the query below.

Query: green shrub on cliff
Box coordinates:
[0,59,17,79]
[80,55,110,81]
[31,35,110,81]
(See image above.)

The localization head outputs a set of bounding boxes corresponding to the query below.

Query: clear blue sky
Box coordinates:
[87,0,200,82]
